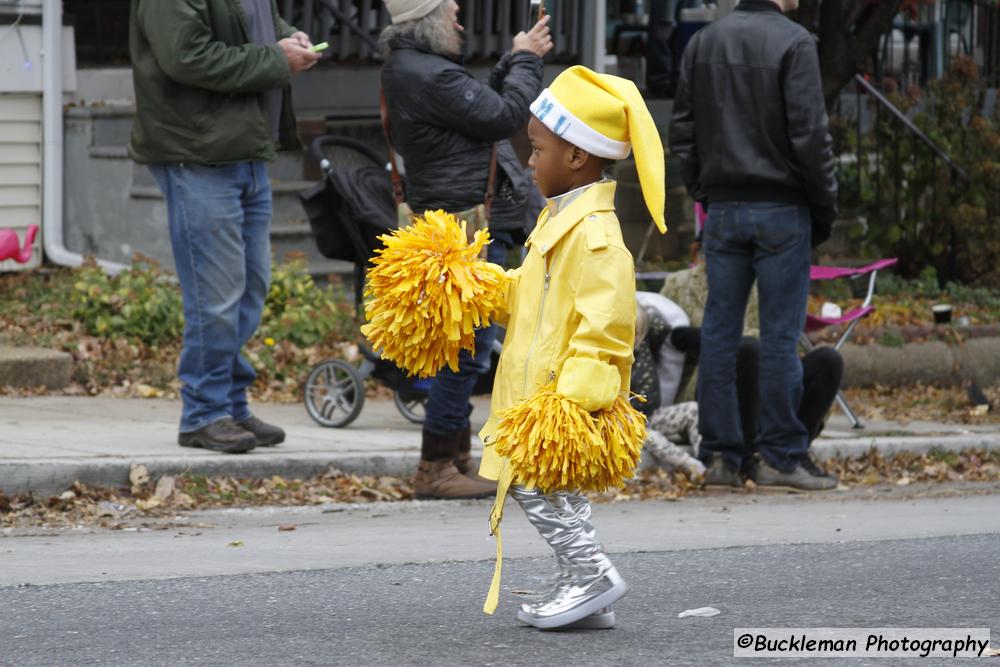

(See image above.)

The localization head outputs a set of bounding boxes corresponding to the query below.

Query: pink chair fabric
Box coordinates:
[804,258,898,333]
[809,258,898,281]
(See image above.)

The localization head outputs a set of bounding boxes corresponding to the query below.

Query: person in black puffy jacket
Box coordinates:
[379,0,552,499]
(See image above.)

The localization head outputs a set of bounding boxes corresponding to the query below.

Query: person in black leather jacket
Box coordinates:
[667,0,839,492]
[379,0,552,499]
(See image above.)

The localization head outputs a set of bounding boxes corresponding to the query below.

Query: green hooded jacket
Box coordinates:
[128,0,300,165]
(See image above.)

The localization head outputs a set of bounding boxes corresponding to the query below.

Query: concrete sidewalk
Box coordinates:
[2,395,999,494]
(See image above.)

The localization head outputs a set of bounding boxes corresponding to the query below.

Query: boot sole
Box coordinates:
[752,482,836,493]
[178,437,256,454]
[250,433,285,447]
[703,481,743,490]
[518,609,616,630]
[518,579,628,630]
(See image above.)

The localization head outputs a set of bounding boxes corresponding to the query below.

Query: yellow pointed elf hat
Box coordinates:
[530,65,667,233]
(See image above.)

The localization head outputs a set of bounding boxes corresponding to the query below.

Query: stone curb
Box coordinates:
[811,433,1000,461]
[4,435,1000,496]
[840,336,1000,388]
[0,452,418,497]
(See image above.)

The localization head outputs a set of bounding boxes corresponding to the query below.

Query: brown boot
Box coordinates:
[454,425,477,477]
[413,459,496,499]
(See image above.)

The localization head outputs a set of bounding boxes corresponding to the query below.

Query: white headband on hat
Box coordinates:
[530,88,632,160]
[384,0,443,24]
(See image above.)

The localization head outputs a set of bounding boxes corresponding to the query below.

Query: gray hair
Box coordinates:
[379,1,463,58]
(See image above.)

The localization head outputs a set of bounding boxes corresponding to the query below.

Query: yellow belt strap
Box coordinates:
[483,461,515,615]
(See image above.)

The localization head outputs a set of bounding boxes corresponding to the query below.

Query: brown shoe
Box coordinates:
[454,425,477,477]
[413,459,496,499]
[454,451,475,476]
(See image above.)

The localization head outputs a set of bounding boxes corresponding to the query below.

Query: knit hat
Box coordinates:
[530,65,667,233]
[383,0,442,24]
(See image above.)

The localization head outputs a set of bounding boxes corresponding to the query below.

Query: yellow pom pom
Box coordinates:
[360,210,508,378]
[494,387,647,493]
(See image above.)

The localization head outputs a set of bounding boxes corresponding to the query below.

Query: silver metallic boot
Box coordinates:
[509,486,626,630]
[510,489,615,629]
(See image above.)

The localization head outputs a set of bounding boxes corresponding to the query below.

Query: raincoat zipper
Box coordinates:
[521,257,552,396]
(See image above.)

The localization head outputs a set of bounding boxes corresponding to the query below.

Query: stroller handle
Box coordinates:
[309,135,387,174]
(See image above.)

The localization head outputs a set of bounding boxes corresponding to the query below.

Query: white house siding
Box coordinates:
[0,94,42,271]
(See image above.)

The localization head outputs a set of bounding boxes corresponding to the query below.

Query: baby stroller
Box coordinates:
[298,135,500,428]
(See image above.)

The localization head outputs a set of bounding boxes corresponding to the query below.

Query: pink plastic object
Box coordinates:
[694,202,708,233]
[0,224,38,264]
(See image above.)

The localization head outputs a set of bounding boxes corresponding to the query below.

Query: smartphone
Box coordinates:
[527,0,546,30]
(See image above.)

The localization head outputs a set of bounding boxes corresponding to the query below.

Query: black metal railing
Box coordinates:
[65,0,131,66]
[830,73,982,281]
[280,0,586,63]
[65,0,584,66]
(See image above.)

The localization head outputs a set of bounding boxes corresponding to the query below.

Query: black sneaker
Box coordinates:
[752,458,837,491]
[178,418,256,453]
[702,453,743,488]
[238,416,285,447]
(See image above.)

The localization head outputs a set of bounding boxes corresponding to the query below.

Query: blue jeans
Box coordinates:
[697,201,811,472]
[422,232,511,437]
[149,161,272,433]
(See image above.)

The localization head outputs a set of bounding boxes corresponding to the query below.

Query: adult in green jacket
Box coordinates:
[128,0,320,453]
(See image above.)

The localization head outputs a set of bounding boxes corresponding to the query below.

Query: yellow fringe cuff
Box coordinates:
[360,210,508,378]
[494,388,647,493]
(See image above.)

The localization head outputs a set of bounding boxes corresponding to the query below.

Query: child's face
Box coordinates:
[527,116,576,198]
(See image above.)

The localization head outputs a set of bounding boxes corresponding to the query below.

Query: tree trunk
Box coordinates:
[792,0,907,107]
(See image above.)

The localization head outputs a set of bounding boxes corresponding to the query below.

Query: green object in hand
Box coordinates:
[311,42,329,53]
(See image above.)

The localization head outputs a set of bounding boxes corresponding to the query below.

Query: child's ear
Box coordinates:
[567,145,590,172]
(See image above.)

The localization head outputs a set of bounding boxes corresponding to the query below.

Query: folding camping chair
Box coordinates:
[801,258,899,429]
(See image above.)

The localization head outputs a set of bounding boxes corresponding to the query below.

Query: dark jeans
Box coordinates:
[697,201,812,472]
[422,231,511,451]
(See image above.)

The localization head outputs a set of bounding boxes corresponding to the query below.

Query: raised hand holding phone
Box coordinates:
[513,12,553,58]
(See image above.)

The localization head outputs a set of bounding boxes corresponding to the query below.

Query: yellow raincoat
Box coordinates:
[478,180,636,480]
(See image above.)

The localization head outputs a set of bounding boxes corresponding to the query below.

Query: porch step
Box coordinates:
[0,346,73,391]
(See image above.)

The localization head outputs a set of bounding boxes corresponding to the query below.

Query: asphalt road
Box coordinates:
[3,532,998,667]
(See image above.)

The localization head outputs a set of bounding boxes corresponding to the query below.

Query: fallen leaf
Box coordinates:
[129,464,150,494]
[154,476,175,500]
[227,540,244,548]
[134,383,164,398]
[135,497,162,511]
[277,524,296,532]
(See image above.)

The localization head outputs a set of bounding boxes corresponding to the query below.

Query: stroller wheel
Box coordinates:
[393,390,426,424]
[305,360,365,428]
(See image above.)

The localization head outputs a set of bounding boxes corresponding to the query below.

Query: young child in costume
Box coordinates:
[478,65,667,630]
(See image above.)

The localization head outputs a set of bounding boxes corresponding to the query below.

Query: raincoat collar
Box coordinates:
[527,179,617,256]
